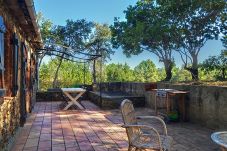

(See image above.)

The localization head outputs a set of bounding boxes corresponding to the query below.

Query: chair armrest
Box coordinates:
[122,124,162,149]
[136,116,168,135]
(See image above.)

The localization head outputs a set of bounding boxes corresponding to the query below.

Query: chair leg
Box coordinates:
[128,145,133,151]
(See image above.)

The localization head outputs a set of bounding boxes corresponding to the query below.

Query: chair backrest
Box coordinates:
[121,99,141,144]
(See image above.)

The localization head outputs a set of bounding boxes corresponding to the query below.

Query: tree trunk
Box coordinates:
[93,59,96,84]
[164,66,172,81]
[38,53,45,67]
[222,68,226,80]
[52,55,64,88]
[190,68,199,81]
[163,60,173,81]
[189,53,199,81]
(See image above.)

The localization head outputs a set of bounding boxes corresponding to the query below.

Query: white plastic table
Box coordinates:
[61,88,86,110]
[211,131,227,151]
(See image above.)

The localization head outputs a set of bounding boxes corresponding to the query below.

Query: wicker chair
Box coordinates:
[121,99,173,151]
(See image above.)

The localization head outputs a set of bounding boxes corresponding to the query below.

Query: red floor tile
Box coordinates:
[13,101,215,151]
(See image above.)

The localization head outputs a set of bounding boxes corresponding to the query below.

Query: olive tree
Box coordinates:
[110,0,179,81]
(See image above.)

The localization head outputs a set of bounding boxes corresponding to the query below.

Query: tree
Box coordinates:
[58,61,92,87]
[106,63,134,82]
[199,68,217,81]
[111,0,180,81]
[39,62,52,90]
[37,14,95,88]
[223,36,227,56]
[222,36,227,50]
[220,5,227,56]
[171,66,192,82]
[134,59,158,82]
[51,19,93,88]
[165,0,227,80]
[36,12,54,66]
[221,36,227,56]
[201,50,227,80]
[39,59,92,90]
[86,23,114,83]
[157,68,166,81]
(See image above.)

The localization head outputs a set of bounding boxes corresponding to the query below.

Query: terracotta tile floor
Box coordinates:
[11,101,219,151]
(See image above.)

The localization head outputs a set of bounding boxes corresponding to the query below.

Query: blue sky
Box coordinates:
[34,0,224,68]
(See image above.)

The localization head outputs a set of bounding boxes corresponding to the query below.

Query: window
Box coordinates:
[0,16,6,89]
[12,33,19,96]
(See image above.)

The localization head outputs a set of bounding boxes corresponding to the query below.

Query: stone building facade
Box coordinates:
[0,0,42,150]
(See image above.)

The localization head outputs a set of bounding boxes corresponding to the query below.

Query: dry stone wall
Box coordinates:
[37,82,227,129]
[95,82,148,96]
[0,97,20,151]
[156,83,227,130]
[0,2,39,151]
[97,82,227,129]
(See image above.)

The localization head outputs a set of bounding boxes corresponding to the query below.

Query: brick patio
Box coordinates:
[11,101,219,151]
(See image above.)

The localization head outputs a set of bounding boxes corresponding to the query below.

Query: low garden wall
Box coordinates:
[94,82,156,95]
[0,97,20,151]
[36,91,66,102]
[88,91,145,109]
[36,82,227,130]
[155,83,227,130]
[96,82,227,129]
[36,88,91,102]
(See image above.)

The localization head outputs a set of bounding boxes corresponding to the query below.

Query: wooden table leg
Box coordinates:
[178,94,186,121]
[166,94,170,114]
[155,95,157,115]
[63,92,84,110]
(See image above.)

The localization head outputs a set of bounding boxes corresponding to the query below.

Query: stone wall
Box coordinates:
[37,82,227,130]
[95,82,156,96]
[36,91,66,102]
[36,90,90,102]
[0,1,39,150]
[0,97,20,151]
[97,82,227,130]
[88,91,145,109]
[155,83,227,130]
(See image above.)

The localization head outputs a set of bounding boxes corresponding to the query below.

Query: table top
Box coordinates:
[211,131,227,148]
[61,88,86,92]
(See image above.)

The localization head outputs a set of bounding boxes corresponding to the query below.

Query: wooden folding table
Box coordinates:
[61,88,86,110]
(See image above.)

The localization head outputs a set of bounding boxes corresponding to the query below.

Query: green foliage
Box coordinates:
[220,6,227,51]
[39,63,52,90]
[200,51,227,80]
[134,59,159,82]
[39,59,92,90]
[157,68,166,81]
[37,12,53,43]
[105,63,134,82]
[87,23,114,61]
[53,19,93,49]
[221,36,227,56]
[166,0,226,80]
[93,59,107,83]
[171,67,192,82]
[45,19,94,88]
[111,0,226,81]
[39,58,226,90]
[199,69,217,81]
[86,23,114,83]
[110,0,178,81]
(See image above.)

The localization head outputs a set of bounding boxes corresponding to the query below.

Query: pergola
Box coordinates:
[36,43,102,87]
